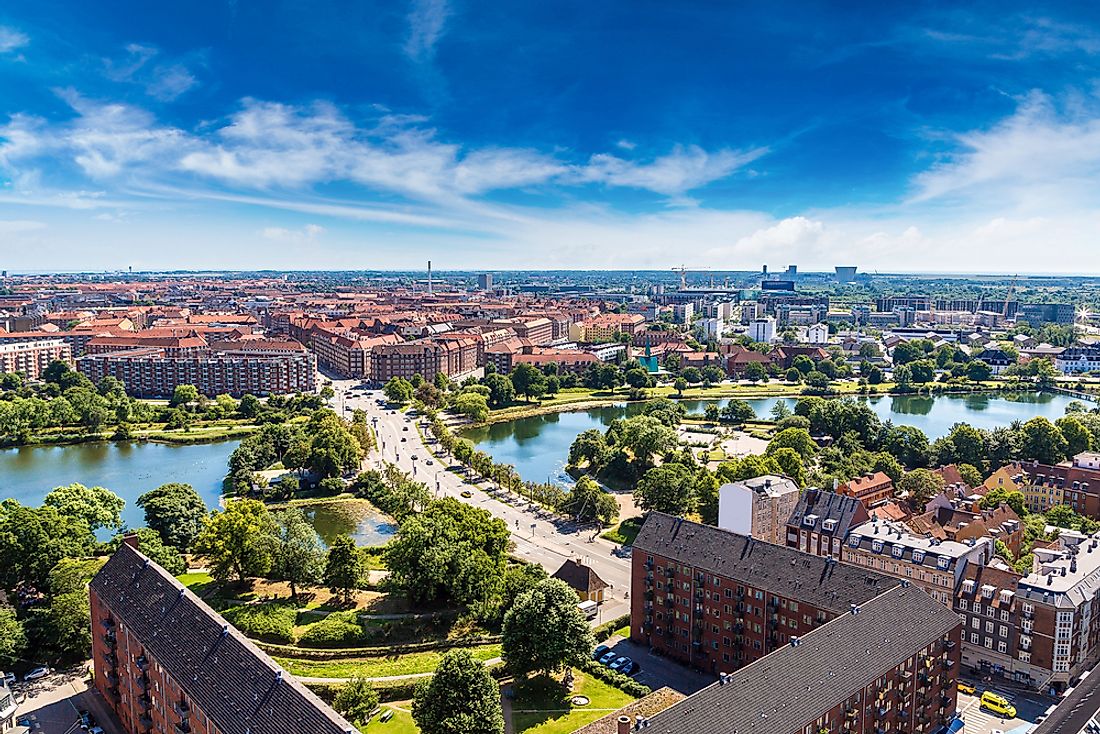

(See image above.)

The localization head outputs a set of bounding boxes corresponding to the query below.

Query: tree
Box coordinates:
[170,384,200,408]
[980,487,1027,516]
[273,508,325,599]
[42,483,125,532]
[0,501,95,589]
[324,535,366,604]
[625,368,651,389]
[681,367,702,384]
[193,499,277,583]
[412,648,505,734]
[957,463,984,488]
[0,606,25,668]
[946,424,987,471]
[892,342,924,365]
[1057,416,1093,459]
[769,447,807,487]
[743,361,767,383]
[803,371,830,391]
[720,400,756,423]
[898,469,944,509]
[568,429,610,471]
[137,483,208,551]
[1021,417,1069,465]
[502,579,595,676]
[792,355,815,375]
[909,360,936,384]
[634,463,696,515]
[785,367,801,383]
[766,428,818,461]
[617,415,678,468]
[560,476,619,524]
[880,425,931,468]
[384,498,509,605]
[239,393,263,419]
[383,377,415,404]
[333,677,380,725]
[482,373,516,408]
[966,360,993,382]
[302,409,363,478]
[511,363,547,402]
[673,377,687,397]
[702,365,726,385]
[453,392,490,422]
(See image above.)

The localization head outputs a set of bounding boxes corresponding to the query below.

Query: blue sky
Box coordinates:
[1,1,1100,272]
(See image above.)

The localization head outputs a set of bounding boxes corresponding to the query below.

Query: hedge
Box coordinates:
[254,635,502,659]
[298,612,365,647]
[592,614,631,643]
[222,603,297,644]
[579,659,651,698]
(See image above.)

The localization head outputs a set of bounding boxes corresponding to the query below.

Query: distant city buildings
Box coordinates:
[0,339,72,380]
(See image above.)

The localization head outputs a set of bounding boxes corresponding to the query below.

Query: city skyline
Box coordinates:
[1,1,1099,271]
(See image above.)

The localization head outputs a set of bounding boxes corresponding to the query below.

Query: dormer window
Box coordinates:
[982,584,995,599]
[803,514,818,528]
[822,518,837,532]
[872,540,884,553]
[937,557,950,570]
[848,535,860,548]
[962,579,975,593]
[913,550,925,564]
[892,545,904,558]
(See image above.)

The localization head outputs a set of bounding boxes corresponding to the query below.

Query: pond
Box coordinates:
[0,440,238,534]
[462,391,1085,485]
[297,499,397,548]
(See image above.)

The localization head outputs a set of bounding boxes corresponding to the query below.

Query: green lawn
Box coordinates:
[601,516,643,546]
[177,572,215,597]
[362,702,419,734]
[511,670,635,734]
[272,643,501,679]
[611,625,630,639]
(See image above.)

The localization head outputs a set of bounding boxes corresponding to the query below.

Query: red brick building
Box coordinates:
[89,540,356,734]
[637,583,962,734]
[0,339,72,380]
[838,471,895,507]
[631,513,897,673]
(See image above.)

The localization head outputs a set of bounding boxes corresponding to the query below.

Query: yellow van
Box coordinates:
[980,691,1017,718]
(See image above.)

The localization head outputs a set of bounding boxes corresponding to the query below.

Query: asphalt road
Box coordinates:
[1033,669,1100,734]
[334,383,633,623]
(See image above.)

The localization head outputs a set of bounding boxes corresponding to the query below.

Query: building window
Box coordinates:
[913,550,925,564]
[959,600,968,611]
[998,641,1007,654]
[971,633,979,644]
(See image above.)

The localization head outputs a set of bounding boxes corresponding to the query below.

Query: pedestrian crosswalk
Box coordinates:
[957,695,1024,734]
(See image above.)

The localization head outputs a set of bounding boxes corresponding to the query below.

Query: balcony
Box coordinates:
[644,559,654,570]
[173,701,190,718]
[173,723,192,734]
[103,652,118,668]
[102,632,117,648]
[100,618,116,630]
[138,695,152,711]
[134,675,149,692]
[134,656,149,673]
[139,714,153,730]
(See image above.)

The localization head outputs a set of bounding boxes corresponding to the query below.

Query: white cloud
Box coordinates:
[260,223,326,243]
[578,144,767,196]
[103,44,199,101]
[405,0,451,62]
[0,27,28,55]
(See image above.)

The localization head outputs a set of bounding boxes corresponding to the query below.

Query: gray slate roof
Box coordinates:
[643,584,960,734]
[89,544,355,734]
[634,512,895,613]
[787,488,868,539]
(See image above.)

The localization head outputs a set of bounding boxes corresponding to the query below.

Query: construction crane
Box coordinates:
[671,265,710,290]
[1002,274,1018,319]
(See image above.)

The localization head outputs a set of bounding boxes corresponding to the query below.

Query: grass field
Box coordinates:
[272,643,502,679]
[362,702,419,734]
[600,516,643,546]
[511,670,635,734]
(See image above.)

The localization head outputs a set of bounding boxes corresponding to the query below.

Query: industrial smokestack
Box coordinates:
[427,260,433,295]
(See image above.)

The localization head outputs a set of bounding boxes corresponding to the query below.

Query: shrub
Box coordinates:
[579,658,651,697]
[592,614,630,643]
[332,676,379,724]
[298,611,365,647]
[222,603,297,644]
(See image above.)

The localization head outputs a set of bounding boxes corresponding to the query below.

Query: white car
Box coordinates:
[2,671,14,685]
[24,666,50,681]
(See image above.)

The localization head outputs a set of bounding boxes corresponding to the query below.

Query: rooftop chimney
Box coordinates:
[617,716,631,734]
[122,532,140,550]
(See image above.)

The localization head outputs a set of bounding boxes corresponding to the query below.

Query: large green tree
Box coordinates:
[560,476,619,525]
[193,499,277,583]
[137,482,208,551]
[510,363,547,402]
[482,373,516,408]
[766,428,818,461]
[0,606,25,668]
[43,483,125,532]
[412,649,505,734]
[634,463,696,515]
[616,415,678,468]
[324,535,366,604]
[898,469,945,509]
[332,676,380,725]
[384,498,509,605]
[1021,417,1069,465]
[1056,416,1093,459]
[273,508,326,599]
[0,500,95,589]
[502,579,595,676]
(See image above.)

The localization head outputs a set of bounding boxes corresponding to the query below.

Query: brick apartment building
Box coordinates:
[89,540,356,734]
[78,349,317,397]
[1018,453,1100,516]
[370,336,478,382]
[786,487,870,559]
[639,584,961,734]
[844,520,994,606]
[0,339,72,380]
[631,513,897,673]
[838,471,895,507]
[310,330,401,378]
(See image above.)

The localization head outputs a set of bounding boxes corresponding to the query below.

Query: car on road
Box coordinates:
[598,651,617,665]
[980,691,1016,719]
[426,459,434,466]
[403,426,409,431]
[79,710,94,729]
[88,726,104,734]
[401,437,407,442]
[593,645,610,660]
[609,656,631,673]
[461,490,473,498]
[957,681,976,695]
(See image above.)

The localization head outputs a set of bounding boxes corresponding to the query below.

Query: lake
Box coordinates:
[297,500,397,548]
[462,391,1085,484]
[0,440,238,533]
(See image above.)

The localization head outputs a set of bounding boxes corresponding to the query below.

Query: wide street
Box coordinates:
[334,382,633,623]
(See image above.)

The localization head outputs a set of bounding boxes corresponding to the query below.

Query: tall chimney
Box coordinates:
[617,716,631,734]
[122,532,140,550]
[427,260,433,295]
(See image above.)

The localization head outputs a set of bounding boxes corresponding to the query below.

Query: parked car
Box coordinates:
[403,426,409,431]
[88,726,105,734]
[2,671,14,686]
[592,645,611,661]
[598,651,617,665]
[609,656,631,673]
[23,666,49,681]
[957,681,976,695]
[620,660,640,676]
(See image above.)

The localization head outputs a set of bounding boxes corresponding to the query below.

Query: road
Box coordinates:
[334,382,633,623]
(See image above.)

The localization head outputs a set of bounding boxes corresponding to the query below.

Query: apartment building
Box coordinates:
[490,317,554,345]
[640,584,961,734]
[570,314,645,342]
[844,520,994,606]
[1018,454,1100,516]
[0,339,72,380]
[89,539,356,734]
[838,471,895,507]
[631,513,897,673]
[953,563,1028,685]
[85,334,209,357]
[785,488,870,559]
[1056,345,1100,374]
[370,336,478,382]
[309,328,401,378]
[77,348,317,397]
[716,475,800,545]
